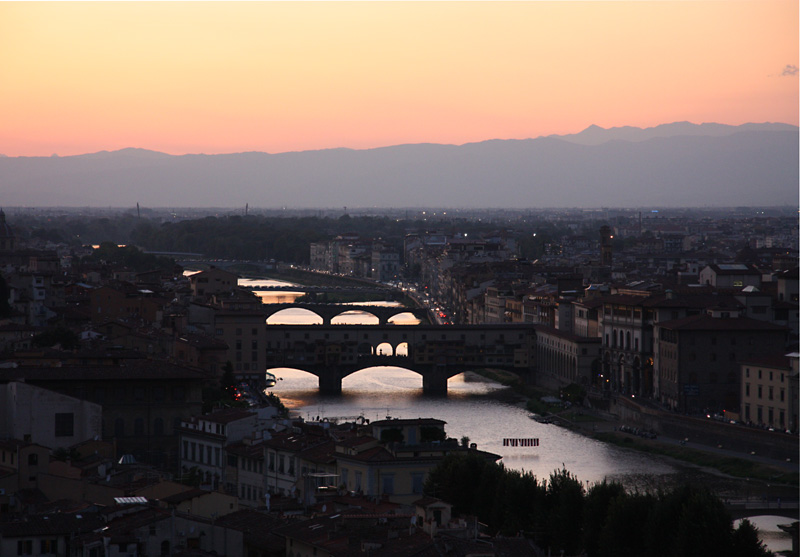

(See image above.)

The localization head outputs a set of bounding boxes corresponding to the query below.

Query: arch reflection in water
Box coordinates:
[268,366,677,487]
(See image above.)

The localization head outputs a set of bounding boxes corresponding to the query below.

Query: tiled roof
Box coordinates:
[0,513,105,537]
[739,354,794,370]
[657,314,788,332]
[370,418,446,427]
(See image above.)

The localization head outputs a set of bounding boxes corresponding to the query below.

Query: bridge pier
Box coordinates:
[318,369,343,395]
[422,370,449,396]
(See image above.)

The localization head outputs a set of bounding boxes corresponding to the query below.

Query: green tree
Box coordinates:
[731,519,770,557]
[32,326,80,350]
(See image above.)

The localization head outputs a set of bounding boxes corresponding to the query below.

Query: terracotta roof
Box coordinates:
[534,324,601,343]
[370,418,446,427]
[0,513,105,537]
[199,408,256,424]
[739,354,794,370]
[162,488,211,504]
[657,314,788,332]
[0,360,206,382]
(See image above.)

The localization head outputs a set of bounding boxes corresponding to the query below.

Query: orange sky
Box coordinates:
[1,1,797,157]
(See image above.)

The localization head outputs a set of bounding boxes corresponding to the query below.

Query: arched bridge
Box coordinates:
[263,303,430,325]
[242,284,397,298]
[725,499,799,521]
[264,324,536,395]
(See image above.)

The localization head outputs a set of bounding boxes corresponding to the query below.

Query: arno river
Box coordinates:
[240,277,793,552]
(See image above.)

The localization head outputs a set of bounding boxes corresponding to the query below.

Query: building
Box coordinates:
[534,326,602,390]
[179,408,257,491]
[653,313,788,413]
[740,354,799,431]
[699,263,762,288]
[0,353,206,469]
[0,382,102,450]
[188,267,239,298]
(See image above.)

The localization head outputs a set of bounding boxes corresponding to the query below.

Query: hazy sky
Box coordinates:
[1,1,797,157]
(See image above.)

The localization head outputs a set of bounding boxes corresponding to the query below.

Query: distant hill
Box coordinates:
[1,122,797,208]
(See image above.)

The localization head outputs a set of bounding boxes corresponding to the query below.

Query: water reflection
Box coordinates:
[268,366,676,487]
[735,516,793,553]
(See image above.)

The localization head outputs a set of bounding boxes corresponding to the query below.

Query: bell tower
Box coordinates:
[599,225,613,267]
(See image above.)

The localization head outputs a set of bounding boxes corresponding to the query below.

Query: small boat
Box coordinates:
[265,372,277,387]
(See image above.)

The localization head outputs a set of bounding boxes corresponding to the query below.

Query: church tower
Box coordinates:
[0,209,15,252]
[599,225,613,267]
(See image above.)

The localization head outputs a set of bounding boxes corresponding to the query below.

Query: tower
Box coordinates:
[0,209,15,252]
[599,225,613,267]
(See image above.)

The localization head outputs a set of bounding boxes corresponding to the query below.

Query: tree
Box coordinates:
[32,326,80,350]
[731,519,770,557]
[380,428,404,443]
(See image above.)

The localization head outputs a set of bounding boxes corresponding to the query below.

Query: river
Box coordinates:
[243,276,794,551]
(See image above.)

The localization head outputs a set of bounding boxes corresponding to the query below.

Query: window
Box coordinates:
[412,473,424,494]
[134,387,145,401]
[114,418,125,437]
[55,413,74,437]
[768,387,774,401]
[134,418,144,436]
[279,455,285,474]
[41,539,58,554]
[28,453,38,466]
[381,474,395,495]
[17,540,33,555]
[757,386,762,399]
[154,418,164,437]
[745,383,750,397]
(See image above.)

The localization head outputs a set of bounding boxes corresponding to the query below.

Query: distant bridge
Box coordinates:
[243,284,398,297]
[725,499,799,521]
[177,259,276,272]
[264,323,536,395]
[263,303,430,325]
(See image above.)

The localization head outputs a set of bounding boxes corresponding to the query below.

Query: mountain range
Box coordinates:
[1,122,797,208]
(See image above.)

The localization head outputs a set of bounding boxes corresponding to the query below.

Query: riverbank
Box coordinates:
[473,368,799,493]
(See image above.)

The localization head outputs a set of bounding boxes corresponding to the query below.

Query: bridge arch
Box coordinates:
[331,310,380,325]
[266,308,323,325]
[375,342,394,356]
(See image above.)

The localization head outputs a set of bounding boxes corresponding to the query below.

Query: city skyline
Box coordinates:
[1,1,797,157]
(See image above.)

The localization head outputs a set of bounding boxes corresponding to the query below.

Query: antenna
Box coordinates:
[137,203,140,218]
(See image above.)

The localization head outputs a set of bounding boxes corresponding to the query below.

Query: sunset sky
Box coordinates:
[1,1,797,157]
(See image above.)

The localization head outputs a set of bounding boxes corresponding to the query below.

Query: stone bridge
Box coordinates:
[725,499,799,521]
[264,324,537,395]
[242,284,398,298]
[263,303,430,325]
